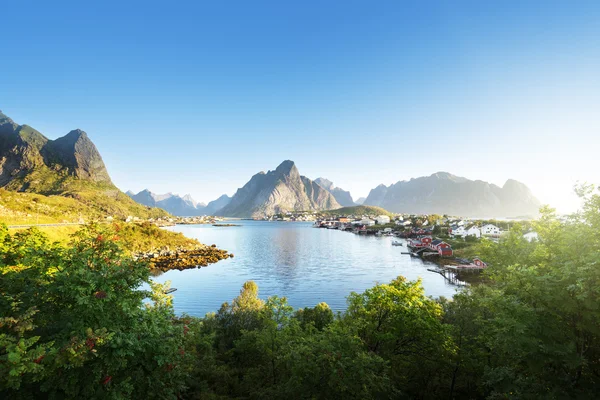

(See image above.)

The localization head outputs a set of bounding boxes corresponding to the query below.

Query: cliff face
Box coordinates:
[48,129,112,183]
[314,177,355,207]
[0,111,112,191]
[364,172,541,217]
[218,160,341,217]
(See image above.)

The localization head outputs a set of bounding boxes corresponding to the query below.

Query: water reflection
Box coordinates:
[153,221,464,316]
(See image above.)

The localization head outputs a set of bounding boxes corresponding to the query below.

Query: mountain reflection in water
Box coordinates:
[152,220,463,316]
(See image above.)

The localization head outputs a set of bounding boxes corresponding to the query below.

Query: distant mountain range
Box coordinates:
[127,163,541,218]
[1,109,540,220]
[314,178,355,207]
[363,172,541,217]
[126,190,231,216]
[217,160,340,217]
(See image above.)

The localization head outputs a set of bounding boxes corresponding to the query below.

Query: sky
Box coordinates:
[2,1,599,213]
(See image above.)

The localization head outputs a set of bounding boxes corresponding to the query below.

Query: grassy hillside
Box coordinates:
[319,205,394,217]
[0,187,168,225]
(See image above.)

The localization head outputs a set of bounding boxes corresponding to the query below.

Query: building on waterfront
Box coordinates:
[359,218,376,226]
[376,215,390,225]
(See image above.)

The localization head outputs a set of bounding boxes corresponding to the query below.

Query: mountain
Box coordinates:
[127,190,231,216]
[218,160,340,217]
[314,178,355,206]
[363,172,541,217]
[355,197,366,205]
[0,110,169,221]
[0,111,112,190]
[204,194,231,215]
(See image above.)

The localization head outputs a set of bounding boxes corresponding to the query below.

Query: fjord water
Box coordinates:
[154,221,461,316]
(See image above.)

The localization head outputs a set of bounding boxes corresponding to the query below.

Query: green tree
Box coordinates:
[0,224,193,399]
[293,302,334,331]
[343,276,452,398]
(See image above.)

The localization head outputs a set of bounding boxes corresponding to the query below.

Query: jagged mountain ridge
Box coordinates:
[0,110,169,220]
[0,111,112,190]
[218,160,340,217]
[127,190,231,216]
[364,172,541,217]
[314,178,355,207]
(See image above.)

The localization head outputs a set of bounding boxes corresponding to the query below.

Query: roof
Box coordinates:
[431,239,443,245]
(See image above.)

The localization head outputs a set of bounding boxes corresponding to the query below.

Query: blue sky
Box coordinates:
[2,1,599,212]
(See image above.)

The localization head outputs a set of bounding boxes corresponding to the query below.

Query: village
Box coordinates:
[309,211,541,279]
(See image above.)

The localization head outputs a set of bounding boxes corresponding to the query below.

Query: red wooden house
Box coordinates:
[430,239,453,256]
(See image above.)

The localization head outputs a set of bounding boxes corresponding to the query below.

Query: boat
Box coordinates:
[392,240,403,246]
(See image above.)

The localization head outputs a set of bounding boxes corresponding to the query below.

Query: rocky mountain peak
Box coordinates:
[314,177,355,206]
[275,160,298,176]
[0,112,112,189]
[50,128,112,184]
[315,177,334,190]
[218,160,340,217]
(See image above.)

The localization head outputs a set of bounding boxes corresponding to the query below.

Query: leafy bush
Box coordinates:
[0,224,194,399]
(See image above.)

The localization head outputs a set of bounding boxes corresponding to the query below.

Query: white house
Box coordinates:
[452,226,468,237]
[376,215,391,225]
[523,231,539,242]
[466,226,481,238]
[481,224,501,235]
[457,220,466,226]
[360,218,376,226]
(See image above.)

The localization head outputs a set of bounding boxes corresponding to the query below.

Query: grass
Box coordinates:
[319,205,394,217]
[9,225,81,243]
[5,222,206,252]
[0,185,168,225]
[115,222,200,254]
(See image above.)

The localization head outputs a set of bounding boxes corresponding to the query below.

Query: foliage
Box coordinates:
[1,185,600,399]
[0,224,195,399]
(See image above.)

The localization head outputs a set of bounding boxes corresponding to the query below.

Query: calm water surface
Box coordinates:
[153,221,462,316]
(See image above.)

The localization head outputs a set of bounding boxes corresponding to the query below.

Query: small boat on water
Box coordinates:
[392,240,403,246]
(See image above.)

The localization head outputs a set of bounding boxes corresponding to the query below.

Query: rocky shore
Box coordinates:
[134,245,233,272]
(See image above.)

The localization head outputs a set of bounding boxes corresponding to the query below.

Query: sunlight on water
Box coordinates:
[151,221,462,316]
